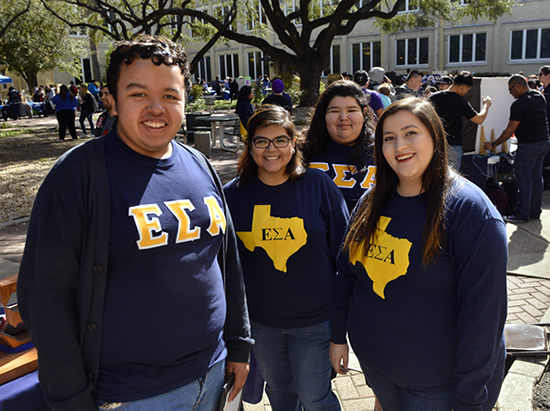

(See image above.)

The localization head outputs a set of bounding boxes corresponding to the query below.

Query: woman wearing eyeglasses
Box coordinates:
[224,105,349,410]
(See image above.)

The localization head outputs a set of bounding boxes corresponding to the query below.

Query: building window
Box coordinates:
[246,0,267,31]
[510,28,550,61]
[397,0,418,12]
[248,51,269,79]
[69,26,87,37]
[323,45,341,76]
[449,33,486,63]
[190,11,206,38]
[218,54,239,79]
[352,41,381,73]
[396,37,429,66]
[80,58,93,83]
[196,56,212,82]
[215,6,236,31]
[451,0,470,5]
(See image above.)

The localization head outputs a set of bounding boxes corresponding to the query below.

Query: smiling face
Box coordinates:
[250,125,295,185]
[112,58,186,159]
[381,110,434,197]
[324,96,366,146]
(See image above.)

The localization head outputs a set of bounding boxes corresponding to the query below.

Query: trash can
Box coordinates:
[194,131,211,158]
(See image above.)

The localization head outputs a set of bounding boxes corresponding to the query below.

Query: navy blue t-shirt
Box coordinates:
[96,134,227,402]
[309,141,376,212]
[224,169,349,328]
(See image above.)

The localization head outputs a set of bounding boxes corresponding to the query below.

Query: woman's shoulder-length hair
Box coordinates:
[237,104,305,184]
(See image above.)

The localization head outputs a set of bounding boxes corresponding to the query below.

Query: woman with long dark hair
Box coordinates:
[330,98,508,411]
[235,85,255,130]
[303,80,375,212]
[224,105,348,410]
[51,85,78,140]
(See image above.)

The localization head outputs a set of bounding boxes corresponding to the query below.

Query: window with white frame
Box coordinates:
[510,28,550,61]
[196,56,212,82]
[323,45,341,76]
[218,54,239,79]
[396,37,429,66]
[80,58,93,83]
[248,51,269,79]
[449,33,486,64]
[397,0,418,12]
[352,41,381,73]
[190,11,206,38]
[246,0,267,31]
[215,6,236,31]
[451,0,470,5]
[69,26,87,37]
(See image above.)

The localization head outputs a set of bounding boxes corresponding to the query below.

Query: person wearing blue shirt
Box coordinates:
[224,105,349,410]
[51,84,79,140]
[331,98,507,411]
[18,36,252,411]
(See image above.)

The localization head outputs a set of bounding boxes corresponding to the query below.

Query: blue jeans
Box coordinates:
[360,362,504,411]
[448,145,463,172]
[97,359,225,411]
[514,140,550,220]
[79,110,95,135]
[251,320,340,411]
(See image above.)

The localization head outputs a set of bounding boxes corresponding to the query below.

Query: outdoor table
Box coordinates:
[195,114,242,153]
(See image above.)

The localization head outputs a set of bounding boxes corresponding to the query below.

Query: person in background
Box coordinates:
[51,84,78,140]
[94,84,117,137]
[438,75,453,91]
[224,104,348,411]
[18,35,252,411]
[429,71,492,171]
[303,80,376,212]
[423,85,438,98]
[230,78,239,100]
[377,83,392,108]
[353,70,384,119]
[235,85,255,130]
[395,70,423,99]
[69,81,78,96]
[331,97,507,411]
[7,86,22,120]
[341,72,352,81]
[261,74,271,95]
[484,74,550,223]
[262,78,292,113]
[78,83,96,138]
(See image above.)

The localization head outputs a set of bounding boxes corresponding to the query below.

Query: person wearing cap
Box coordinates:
[262,78,293,113]
[439,75,453,91]
[429,71,492,171]
[353,70,384,118]
[395,70,423,100]
[341,72,352,81]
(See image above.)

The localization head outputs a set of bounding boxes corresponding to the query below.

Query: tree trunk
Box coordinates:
[296,61,324,106]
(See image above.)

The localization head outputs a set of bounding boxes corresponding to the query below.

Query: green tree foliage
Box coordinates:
[0,0,86,91]
[40,0,516,105]
[0,0,30,38]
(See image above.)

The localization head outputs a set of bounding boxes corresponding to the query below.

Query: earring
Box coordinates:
[291,147,296,154]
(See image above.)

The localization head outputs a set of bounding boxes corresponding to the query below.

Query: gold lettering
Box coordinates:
[165,200,201,243]
[128,204,168,250]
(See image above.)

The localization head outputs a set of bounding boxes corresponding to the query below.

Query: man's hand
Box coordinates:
[482,96,492,109]
[330,342,349,375]
[225,361,249,402]
[483,142,494,152]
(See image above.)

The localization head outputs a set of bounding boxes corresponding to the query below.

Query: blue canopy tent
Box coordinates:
[0,75,13,84]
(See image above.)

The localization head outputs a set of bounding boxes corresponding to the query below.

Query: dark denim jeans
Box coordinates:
[251,320,340,411]
[513,140,550,220]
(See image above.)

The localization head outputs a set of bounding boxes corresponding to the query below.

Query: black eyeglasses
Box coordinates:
[252,136,292,149]
[539,72,546,77]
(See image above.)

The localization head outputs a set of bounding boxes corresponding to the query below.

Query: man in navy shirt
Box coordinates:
[18,36,252,411]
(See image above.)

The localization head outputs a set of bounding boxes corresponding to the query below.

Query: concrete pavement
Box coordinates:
[1,115,550,409]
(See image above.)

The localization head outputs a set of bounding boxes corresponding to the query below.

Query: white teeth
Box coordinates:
[265,156,279,160]
[143,121,165,128]
[397,153,414,160]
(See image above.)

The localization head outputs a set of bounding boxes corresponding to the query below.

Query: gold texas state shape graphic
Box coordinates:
[237,205,307,273]
[350,216,412,299]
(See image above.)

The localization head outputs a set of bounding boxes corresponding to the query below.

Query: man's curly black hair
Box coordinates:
[107,35,192,103]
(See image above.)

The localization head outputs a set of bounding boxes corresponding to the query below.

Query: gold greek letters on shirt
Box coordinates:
[129,196,226,250]
[309,162,376,189]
